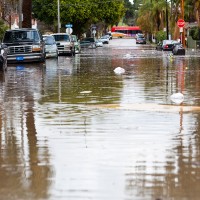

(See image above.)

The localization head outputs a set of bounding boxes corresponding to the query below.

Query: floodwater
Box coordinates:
[0,39,200,200]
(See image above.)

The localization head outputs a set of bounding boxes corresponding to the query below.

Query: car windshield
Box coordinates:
[53,35,70,42]
[3,30,39,43]
[43,36,55,45]
[82,38,95,42]
[163,40,177,45]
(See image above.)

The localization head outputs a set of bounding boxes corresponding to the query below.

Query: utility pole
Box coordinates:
[57,0,60,32]
[181,0,185,47]
[19,0,23,28]
[166,0,169,39]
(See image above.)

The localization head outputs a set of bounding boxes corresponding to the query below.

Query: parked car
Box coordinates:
[155,42,163,50]
[80,37,96,48]
[136,34,146,44]
[106,32,112,40]
[43,34,58,58]
[172,43,185,55]
[99,35,109,44]
[71,35,81,54]
[51,33,75,56]
[0,43,7,71]
[156,40,180,51]
[95,39,103,47]
[2,28,45,63]
[111,32,126,38]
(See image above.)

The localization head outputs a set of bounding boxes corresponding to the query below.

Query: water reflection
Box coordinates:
[0,41,200,200]
[0,63,53,199]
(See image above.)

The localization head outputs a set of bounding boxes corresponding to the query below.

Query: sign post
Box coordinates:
[177,19,185,46]
[65,24,73,34]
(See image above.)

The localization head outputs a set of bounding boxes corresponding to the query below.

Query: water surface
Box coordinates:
[0,39,200,200]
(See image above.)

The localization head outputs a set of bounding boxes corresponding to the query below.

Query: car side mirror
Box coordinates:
[1,44,7,49]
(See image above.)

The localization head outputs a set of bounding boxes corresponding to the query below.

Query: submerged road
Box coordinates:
[0,39,200,200]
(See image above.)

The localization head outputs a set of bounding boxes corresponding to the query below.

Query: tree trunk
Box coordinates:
[22,0,32,28]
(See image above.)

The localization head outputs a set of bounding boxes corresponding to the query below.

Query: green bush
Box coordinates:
[0,20,8,41]
[155,30,167,43]
[189,27,200,40]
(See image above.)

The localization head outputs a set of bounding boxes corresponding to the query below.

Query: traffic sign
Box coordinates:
[177,19,185,28]
[65,24,73,28]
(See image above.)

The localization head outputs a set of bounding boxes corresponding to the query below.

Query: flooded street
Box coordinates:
[1,39,200,200]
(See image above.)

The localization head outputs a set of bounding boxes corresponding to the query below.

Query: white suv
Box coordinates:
[51,33,75,56]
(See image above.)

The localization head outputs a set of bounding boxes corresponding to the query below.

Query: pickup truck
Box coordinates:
[51,33,75,56]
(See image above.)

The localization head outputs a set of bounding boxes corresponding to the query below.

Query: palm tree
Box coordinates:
[194,0,200,26]
[137,0,167,34]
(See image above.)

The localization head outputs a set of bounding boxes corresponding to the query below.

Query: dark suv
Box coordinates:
[2,28,45,63]
[80,37,96,48]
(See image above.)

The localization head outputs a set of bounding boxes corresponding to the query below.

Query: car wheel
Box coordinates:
[71,48,75,56]
[5,59,7,71]
[40,53,46,62]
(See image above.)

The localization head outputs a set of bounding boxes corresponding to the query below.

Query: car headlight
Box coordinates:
[32,45,41,51]
[1,49,4,54]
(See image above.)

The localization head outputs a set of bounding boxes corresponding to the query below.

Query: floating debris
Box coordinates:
[170,92,184,104]
[114,67,125,75]
[80,91,92,94]
[123,54,131,58]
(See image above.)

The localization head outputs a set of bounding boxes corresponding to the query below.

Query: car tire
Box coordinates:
[40,53,46,62]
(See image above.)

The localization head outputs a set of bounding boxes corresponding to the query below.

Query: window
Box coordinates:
[53,35,70,42]
[3,30,39,42]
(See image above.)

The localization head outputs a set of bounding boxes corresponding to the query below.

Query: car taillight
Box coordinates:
[164,45,168,48]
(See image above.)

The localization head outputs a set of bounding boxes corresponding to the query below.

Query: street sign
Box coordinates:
[65,24,73,28]
[177,19,185,28]
[66,28,73,34]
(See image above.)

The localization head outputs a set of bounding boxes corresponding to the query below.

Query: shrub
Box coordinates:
[155,30,167,43]
[0,20,8,41]
[189,27,200,40]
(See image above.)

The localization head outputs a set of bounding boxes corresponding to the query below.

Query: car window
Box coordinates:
[44,36,55,45]
[82,38,95,42]
[53,34,70,42]
[3,30,39,43]
[137,36,145,39]
[163,40,176,45]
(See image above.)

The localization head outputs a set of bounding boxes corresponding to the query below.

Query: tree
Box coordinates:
[136,0,173,41]
[32,0,125,35]
[0,19,8,40]
[22,0,32,28]
[123,0,143,26]
[194,0,200,27]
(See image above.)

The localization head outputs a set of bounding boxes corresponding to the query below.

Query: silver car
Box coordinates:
[43,35,58,58]
[99,35,109,44]
[71,35,81,54]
